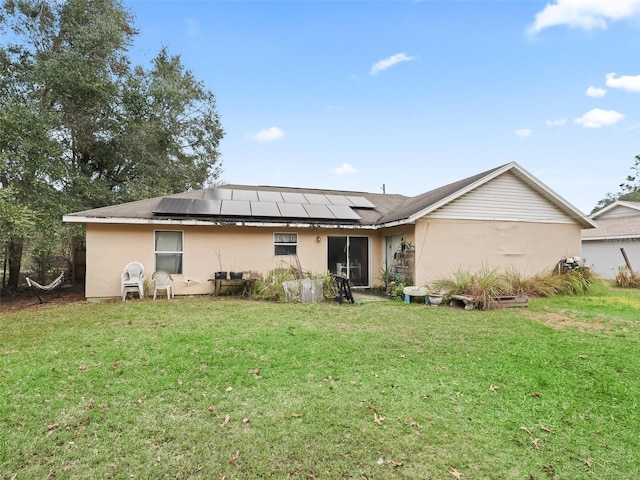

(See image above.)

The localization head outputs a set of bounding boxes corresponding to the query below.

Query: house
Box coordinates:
[63,162,596,299]
[581,201,640,279]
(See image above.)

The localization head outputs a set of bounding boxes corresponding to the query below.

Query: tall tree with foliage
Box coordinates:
[1,0,224,288]
[592,154,640,213]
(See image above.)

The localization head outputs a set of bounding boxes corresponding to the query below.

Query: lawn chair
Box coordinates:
[152,270,173,300]
[121,262,145,301]
[26,272,65,304]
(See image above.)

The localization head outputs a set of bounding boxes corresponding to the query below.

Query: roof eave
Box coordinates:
[582,234,640,241]
[62,215,378,229]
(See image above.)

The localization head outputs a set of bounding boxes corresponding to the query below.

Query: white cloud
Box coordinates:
[331,163,358,175]
[546,118,567,126]
[369,53,415,76]
[515,128,532,138]
[250,127,284,142]
[528,0,640,34]
[606,72,640,92]
[574,108,624,128]
[586,86,607,97]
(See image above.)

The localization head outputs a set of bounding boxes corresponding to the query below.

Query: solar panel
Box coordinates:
[281,192,308,204]
[232,189,259,201]
[303,193,331,205]
[203,188,232,200]
[220,200,251,216]
[153,198,194,214]
[346,196,376,208]
[328,204,361,220]
[188,199,221,215]
[154,188,370,221]
[326,195,353,206]
[278,202,309,218]
[303,204,335,219]
[257,191,284,202]
[250,201,280,217]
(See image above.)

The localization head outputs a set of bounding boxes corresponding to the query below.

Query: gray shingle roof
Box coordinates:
[582,216,640,240]
[64,162,594,229]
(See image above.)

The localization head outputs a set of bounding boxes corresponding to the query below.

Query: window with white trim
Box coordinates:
[274,233,297,256]
[155,231,183,274]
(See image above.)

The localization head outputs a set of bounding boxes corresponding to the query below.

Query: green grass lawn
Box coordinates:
[1,290,639,479]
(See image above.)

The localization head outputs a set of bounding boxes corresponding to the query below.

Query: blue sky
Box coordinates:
[124,0,640,214]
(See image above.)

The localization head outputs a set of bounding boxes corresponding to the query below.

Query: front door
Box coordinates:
[327,236,369,287]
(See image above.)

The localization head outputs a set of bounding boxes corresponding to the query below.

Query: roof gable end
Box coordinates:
[379,162,595,228]
[591,201,640,220]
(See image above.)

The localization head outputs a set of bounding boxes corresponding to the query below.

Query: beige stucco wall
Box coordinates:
[85,218,582,298]
[85,224,384,298]
[411,218,583,285]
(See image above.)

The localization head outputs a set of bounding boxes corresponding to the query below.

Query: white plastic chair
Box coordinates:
[152,270,173,300]
[121,262,145,301]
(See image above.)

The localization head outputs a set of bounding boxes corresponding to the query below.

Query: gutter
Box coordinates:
[62,215,379,230]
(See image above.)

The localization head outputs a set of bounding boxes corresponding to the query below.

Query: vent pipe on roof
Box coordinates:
[381,184,386,195]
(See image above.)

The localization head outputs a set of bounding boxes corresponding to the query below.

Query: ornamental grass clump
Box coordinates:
[432,263,601,307]
[615,266,640,288]
[431,266,507,309]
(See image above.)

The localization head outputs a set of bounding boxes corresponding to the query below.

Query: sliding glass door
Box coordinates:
[327,236,369,287]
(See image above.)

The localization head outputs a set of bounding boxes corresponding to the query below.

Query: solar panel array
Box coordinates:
[153,188,375,221]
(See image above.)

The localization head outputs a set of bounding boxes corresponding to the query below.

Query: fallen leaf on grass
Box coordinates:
[248,368,260,376]
[291,413,301,418]
[520,426,534,436]
[112,360,120,368]
[85,402,94,410]
[531,391,542,397]
[288,466,302,476]
[63,465,74,472]
[208,405,215,412]
[450,467,462,479]
[225,386,233,392]
[388,460,403,467]
[229,450,240,465]
[45,423,59,437]
[490,385,499,392]
[373,413,385,425]
[531,438,543,449]
[242,418,250,424]
[221,415,230,426]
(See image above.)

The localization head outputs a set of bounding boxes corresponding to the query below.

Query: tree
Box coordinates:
[592,154,640,213]
[1,0,224,288]
[0,56,66,287]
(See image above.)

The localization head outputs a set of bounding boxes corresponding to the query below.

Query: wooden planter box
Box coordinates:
[450,294,529,310]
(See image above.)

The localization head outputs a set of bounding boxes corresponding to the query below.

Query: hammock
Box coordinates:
[26,272,65,304]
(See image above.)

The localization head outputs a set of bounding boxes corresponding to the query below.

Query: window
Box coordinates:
[274,233,297,256]
[155,231,183,274]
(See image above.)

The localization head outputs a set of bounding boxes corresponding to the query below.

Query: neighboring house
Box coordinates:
[63,162,595,299]
[581,201,640,279]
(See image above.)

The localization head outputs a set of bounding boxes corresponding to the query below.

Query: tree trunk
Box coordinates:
[7,239,24,289]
